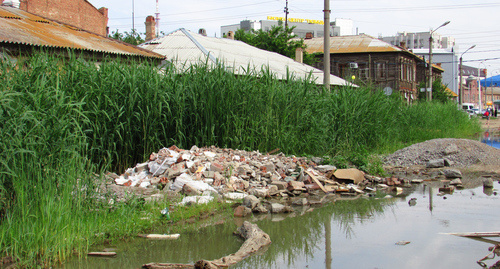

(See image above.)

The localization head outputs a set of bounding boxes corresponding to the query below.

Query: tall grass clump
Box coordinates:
[0,52,481,267]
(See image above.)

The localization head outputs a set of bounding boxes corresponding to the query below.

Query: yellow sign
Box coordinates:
[267,16,324,25]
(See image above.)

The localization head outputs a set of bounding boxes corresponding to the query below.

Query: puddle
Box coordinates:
[61,181,500,269]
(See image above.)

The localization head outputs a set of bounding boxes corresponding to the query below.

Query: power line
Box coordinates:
[108,1,279,20]
[292,2,500,13]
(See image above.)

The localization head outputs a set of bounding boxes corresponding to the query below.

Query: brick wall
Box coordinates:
[9,0,108,36]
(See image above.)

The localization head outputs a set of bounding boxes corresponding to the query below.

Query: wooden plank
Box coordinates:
[446,232,500,238]
[138,234,180,240]
[305,170,328,193]
[88,252,117,257]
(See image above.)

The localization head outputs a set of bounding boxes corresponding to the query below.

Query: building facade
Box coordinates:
[411,48,459,96]
[0,0,108,36]
[304,35,443,104]
[221,17,353,39]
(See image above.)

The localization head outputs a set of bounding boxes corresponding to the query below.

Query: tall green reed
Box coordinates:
[0,52,480,267]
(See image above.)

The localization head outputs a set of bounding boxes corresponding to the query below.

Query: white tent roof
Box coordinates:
[139,28,353,86]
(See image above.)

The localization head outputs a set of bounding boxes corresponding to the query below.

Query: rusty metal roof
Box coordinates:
[304,34,402,54]
[0,6,164,59]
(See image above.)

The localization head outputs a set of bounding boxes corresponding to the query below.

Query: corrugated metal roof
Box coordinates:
[304,34,402,54]
[140,28,353,86]
[0,6,163,59]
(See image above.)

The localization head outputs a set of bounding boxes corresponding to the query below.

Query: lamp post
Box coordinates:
[428,21,450,101]
[459,45,476,105]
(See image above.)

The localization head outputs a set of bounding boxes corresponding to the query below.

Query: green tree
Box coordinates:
[417,79,453,103]
[109,29,145,46]
[234,25,317,66]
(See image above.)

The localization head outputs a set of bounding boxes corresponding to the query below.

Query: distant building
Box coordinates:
[460,64,487,108]
[303,34,444,104]
[0,0,109,36]
[221,17,353,39]
[381,31,455,49]
[411,49,459,95]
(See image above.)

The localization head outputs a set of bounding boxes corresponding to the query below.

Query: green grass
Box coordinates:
[0,52,481,267]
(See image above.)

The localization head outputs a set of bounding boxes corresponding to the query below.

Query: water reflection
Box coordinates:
[63,182,500,269]
[481,130,500,149]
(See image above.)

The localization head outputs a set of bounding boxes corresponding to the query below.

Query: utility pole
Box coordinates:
[284,0,289,28]
[459,45,476,105]
[132,0,135,31]
[155,0,160,37]
[323,0,330,90]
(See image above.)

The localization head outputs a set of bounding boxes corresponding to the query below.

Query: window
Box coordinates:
[376,62,386,79]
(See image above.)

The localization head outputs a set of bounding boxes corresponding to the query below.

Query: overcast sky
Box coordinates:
[88,0,500,74]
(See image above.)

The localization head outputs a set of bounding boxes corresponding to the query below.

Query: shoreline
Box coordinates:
[480,117,500,131]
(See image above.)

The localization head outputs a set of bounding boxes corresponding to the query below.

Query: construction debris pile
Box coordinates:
[108,145,426,212]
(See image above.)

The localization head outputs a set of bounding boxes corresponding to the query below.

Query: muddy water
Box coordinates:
[62,180,500,269]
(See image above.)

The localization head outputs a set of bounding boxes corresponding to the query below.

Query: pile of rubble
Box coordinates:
[107,145,418,212]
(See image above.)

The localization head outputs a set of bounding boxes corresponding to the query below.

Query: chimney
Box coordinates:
[198,28,207,36]
[99,7,109,37]
[399,41,406,50]
[305,32,313,39]
[145,16,156,42]
[295,48,303,63]
[227,31,234,40]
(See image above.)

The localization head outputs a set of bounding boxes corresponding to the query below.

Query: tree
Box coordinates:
[234,25,317,66]
[417,79,454,103]
[109,29,145,46]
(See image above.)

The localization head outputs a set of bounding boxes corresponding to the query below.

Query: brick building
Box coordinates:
[0,0,108,36]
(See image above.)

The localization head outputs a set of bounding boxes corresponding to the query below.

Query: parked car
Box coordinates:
[466,109,476,117]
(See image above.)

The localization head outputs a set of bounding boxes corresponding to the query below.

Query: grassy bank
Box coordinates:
[0,53,480,267]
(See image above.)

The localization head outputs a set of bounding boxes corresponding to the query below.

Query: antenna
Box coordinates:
[155,0,160,36]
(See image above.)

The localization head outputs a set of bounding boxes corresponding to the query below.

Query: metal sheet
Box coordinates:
[140,28,353,86]
[0,6,163,59]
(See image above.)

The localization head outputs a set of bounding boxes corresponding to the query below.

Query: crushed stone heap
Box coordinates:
[384,138,500,168]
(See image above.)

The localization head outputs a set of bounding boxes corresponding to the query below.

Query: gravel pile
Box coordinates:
[384,138,500,167]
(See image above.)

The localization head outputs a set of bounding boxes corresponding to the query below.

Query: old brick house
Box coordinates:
[304,34,443,103]
[0,0,108,36]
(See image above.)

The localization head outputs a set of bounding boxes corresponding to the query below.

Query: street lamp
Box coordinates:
[459,45,476,105]
[428,21,450,101]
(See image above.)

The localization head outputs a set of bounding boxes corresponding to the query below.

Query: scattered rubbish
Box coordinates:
[178,195,214,206]
[160,208,170,220]
[395,241,411,245]
[483,178,494,188]
[408,198,417,206]
[108,145,469,217]
[439,186,455,194]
